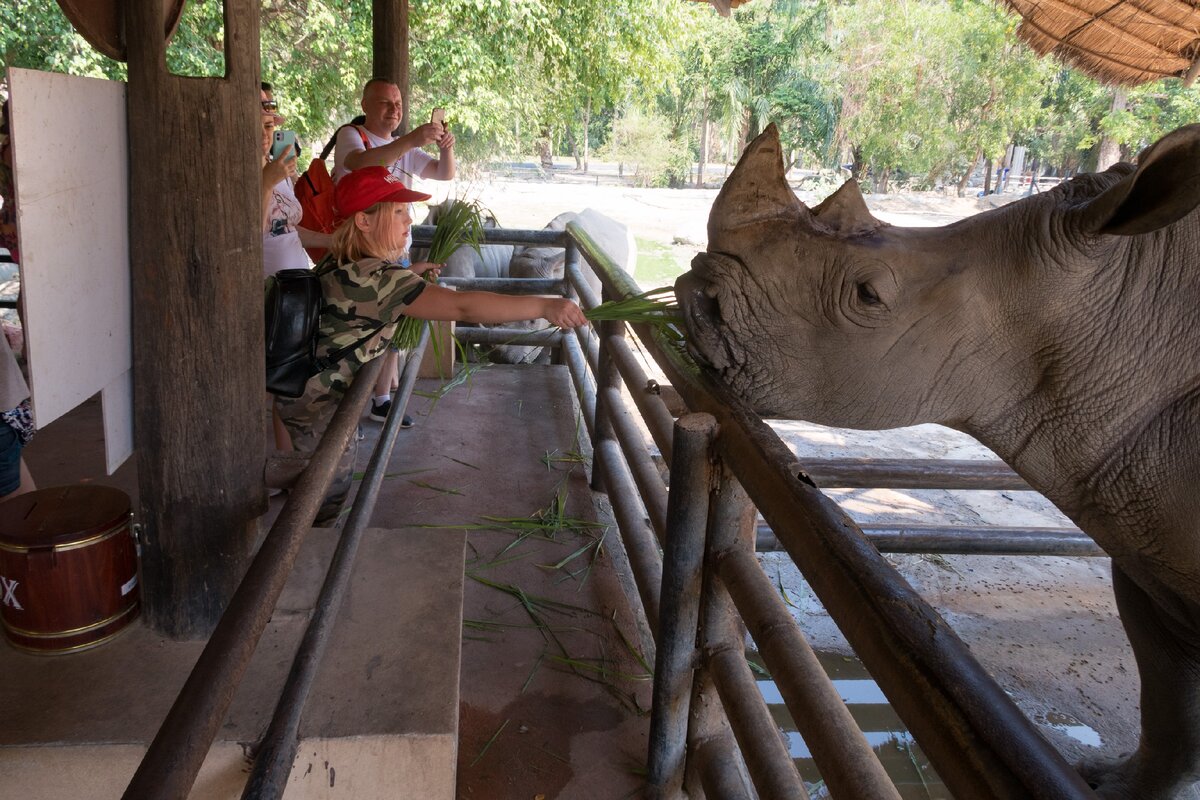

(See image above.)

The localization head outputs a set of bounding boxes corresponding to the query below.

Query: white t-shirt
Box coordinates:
[332,125,434,188]
[262,177,310,275]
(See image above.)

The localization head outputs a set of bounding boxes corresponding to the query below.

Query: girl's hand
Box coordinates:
[543,298,588,330]
[410,261,443,278]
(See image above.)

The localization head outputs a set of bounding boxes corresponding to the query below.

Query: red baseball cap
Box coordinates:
[335,166,432,220]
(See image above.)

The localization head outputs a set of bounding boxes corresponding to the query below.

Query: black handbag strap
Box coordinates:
[313,320,386,372]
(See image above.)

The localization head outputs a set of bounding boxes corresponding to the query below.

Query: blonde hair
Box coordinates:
[331,201,408,263]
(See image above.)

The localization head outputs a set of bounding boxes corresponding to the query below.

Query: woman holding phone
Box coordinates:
[260,87,330,276]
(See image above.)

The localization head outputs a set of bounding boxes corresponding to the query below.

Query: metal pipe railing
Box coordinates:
[122,357,384,800]
[799,457,1028,490]
[412,225,568,247]
[561,331,597,439]
[241,330,431,799]
[646,414,717,797]
[720,547,902,799]
[757,522,1104,557]
[698,457,815,800]
[594,438,663,634]
[454,325,563,347]
[605,333,676,465]
[438,276,566,294]
[708,645,810,800]
[599,385,669,540]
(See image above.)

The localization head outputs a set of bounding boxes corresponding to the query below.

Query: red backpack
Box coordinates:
[295,125,371,263]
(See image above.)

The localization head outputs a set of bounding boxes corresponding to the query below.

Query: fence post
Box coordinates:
[646,413,719,798]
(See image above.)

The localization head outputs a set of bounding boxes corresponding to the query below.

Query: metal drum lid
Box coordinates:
[0,485,132,553]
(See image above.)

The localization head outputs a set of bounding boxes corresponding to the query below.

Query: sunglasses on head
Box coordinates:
[261,100,278,112]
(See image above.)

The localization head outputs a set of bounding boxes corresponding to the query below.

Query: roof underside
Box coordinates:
[1003,0,1200,85]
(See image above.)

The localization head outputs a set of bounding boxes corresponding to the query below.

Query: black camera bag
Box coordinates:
[264,266,383,398]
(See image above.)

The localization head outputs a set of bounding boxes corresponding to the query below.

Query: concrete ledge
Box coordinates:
[0,526,466,798]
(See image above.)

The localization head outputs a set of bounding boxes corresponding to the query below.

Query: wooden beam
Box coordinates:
[126,0,265,638]
[372,0,410,134]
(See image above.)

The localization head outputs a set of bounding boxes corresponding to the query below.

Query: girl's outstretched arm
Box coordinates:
[406,283,587,329]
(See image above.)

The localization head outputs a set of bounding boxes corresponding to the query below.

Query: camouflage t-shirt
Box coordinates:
[275,256,425,435]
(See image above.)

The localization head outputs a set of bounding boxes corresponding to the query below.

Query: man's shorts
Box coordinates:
[0,422,22,496]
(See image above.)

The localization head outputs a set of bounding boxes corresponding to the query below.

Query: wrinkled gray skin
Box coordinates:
[676,124,1200,800]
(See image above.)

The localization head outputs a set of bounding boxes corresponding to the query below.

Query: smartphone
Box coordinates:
[270,129,297,161]
[430,108,445,128]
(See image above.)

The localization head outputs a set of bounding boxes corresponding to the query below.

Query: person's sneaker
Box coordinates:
[400,414,415,428]
[369,398,391,422]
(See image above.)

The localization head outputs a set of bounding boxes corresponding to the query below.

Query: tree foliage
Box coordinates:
[4,0,1199,192]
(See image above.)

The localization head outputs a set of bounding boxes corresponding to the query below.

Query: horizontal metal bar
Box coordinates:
[800,458,1028,490]
[437,276,566,294]
[454,326,563,347]
[756,522,1104,557]
[412,225,568,247]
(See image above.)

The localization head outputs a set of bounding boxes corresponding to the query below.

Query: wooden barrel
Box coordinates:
[0,485,139,654]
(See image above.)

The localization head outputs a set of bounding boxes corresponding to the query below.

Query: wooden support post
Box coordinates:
[126,0,265,638]
[372,0,410,134]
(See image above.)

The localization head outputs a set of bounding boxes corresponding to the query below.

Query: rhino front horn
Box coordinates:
[708,124,810,253]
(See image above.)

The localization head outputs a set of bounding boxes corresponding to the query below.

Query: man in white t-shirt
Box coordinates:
[333,78,455,186]
[333,78,456,426]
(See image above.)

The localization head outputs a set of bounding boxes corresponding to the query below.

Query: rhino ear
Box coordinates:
[1078,124,1200,236]
[811,179,885,236]
[708,124,810,251]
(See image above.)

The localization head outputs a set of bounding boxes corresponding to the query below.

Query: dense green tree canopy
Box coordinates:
[3,0,1197,192]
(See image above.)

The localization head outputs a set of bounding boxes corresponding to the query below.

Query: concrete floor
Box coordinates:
[0,364,650,799]
[359,364,652,800]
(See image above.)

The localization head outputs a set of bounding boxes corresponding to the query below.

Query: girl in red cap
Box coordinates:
[274,166,587,523]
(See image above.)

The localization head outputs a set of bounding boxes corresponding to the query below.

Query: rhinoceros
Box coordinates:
[675,124,1200,800]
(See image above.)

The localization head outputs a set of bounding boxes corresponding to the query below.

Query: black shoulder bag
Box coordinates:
[264,261,384,398]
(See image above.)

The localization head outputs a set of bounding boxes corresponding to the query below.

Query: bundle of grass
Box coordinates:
[391,198,489,351]
[584,286,683,341]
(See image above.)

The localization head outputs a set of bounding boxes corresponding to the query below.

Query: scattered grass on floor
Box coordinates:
[406,479,464,496]
[469,718,510,768]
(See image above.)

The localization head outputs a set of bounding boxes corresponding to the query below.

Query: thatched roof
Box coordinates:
[1003,0,1200,86]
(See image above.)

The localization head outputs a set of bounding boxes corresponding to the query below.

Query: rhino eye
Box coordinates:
[856,282,882,306]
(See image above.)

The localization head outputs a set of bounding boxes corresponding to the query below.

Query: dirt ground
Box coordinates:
[442,166,1149,789]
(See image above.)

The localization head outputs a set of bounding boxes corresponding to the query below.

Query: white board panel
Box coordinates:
[101,369,133,474]
[8,67,133,474]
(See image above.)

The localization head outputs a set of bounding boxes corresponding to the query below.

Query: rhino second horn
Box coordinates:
[811,179,886,236]
[708,123,811,252]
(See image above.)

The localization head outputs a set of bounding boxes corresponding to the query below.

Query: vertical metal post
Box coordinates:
[646,413,718,798]
[589,313,621,492]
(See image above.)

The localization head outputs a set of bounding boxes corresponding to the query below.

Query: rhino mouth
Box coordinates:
[674,266,734,372]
